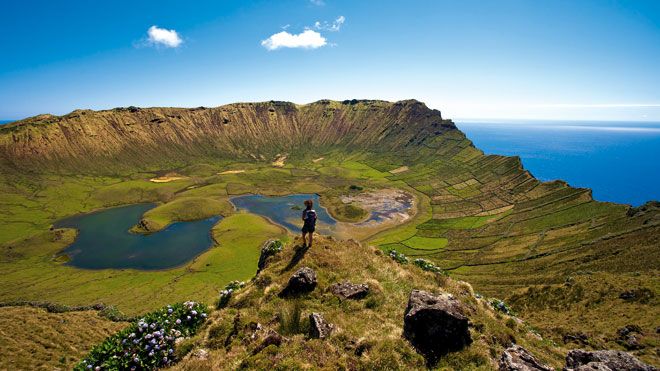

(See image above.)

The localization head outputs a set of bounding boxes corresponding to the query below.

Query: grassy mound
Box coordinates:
[0,306,127,370]
[171,236,564,370]
[131,196,234,233]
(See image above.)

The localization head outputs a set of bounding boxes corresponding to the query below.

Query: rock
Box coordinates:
[616,325,644,350]
[252,330,283,355]
[403,289,472,365]
[572,363,613,371]
[499,345,553,371]
[309,312,334,339]
[563,332,589,345]
[564,349,657,371]
[329,282,370,300]
[278,267,317,297]
[190,348,209,360]
[257,239,283,273]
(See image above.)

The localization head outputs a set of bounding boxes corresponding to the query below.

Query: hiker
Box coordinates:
[301,199,317,247]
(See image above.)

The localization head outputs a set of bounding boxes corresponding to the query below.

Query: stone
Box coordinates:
[190,348,209,360]
[498,345,553,371]
[329,281,370,300]
[257,239,283,273]
[403,289,472,365]
[278,267,317,297]
[252,330,284,355]
[309,312,334,339]
[564,349,656,371]
[616,325,644,350]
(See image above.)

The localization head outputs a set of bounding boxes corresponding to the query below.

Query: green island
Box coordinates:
[0,100,657,369]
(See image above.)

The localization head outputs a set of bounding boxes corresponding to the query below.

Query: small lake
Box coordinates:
[230,194,337,235]
[55,203,221,270]
[230,192,414,236]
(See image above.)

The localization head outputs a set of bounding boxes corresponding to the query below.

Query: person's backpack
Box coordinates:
[304,209,317,226]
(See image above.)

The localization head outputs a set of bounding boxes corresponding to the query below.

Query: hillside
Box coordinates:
[0,99,657,369]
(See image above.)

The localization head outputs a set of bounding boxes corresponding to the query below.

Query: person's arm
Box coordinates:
[302,210,306,221]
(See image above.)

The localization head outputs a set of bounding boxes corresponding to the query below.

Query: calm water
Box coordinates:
[55,204,221,270]
[230,194,336,234]
[457,120,660,206]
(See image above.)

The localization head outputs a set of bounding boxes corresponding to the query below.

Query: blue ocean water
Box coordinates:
[456,120,660,206]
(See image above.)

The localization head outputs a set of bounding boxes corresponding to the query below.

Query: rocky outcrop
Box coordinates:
[403,289,472,365]
[329,282,369,300]
[564,349,656,371]
[498,345,553,371]
[257,239,283,273]
[278,267,317,297]
[616,325,644,350]
[309,312,333,339]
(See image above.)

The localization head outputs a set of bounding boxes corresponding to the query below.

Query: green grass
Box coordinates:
[402,236,448,250]
[132,196,234,232]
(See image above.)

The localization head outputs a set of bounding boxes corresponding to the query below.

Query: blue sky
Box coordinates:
[1,0,659,121]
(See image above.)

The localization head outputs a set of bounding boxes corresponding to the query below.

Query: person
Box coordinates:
[301,199,317,247]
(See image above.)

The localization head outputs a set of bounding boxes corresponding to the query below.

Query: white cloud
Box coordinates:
[261,29,327,50]
[315,15,345,32]
[147,25,183,48]
[309,0,325,5]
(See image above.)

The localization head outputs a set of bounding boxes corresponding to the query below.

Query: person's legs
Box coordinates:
[301,230,307,247]
[307,230,313,247]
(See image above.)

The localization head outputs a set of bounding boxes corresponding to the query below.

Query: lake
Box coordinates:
[457,120,660,206]
[55,203,221,270]
[230,194,337,235]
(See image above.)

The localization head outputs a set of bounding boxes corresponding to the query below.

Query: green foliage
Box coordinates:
[278,301,308,336]
[218,281,246,308]
[75,301,207,370]
[413,258,446,275]
[489,298,513,315]
[388,249,408,264]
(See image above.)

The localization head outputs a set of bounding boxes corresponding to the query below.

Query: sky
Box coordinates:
[1,0,659,121]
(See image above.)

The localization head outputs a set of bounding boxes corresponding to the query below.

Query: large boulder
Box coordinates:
[564,349,656,371]
[403,289,472,365]
[499,345,553,371]
[309,312,334,339]
[329,281,370,300]
[278,267,317,297]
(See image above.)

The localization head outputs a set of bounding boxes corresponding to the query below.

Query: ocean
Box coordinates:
[457,120,660,206]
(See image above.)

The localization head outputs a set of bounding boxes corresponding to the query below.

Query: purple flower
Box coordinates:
[186,316,191,320]
[149,351,154,357]
[168,348,174,354]
[191,310,197,316]
[95,367,101,371]
[163,357,168,363]
[167,308,173,314]
[175,319,181,325]
[201,313,207,318]
[134,357,139,363]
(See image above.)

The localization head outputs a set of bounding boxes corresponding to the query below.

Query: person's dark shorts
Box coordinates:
[302,224,315,233]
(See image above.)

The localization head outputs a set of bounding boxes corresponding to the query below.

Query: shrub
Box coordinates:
[489,298,513,315]
[75,301,207,370]
[218,280,246,308]
[413,258,446,275]
[388,249,408,264]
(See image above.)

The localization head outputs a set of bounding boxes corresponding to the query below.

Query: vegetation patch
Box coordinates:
[76,301,207,370]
